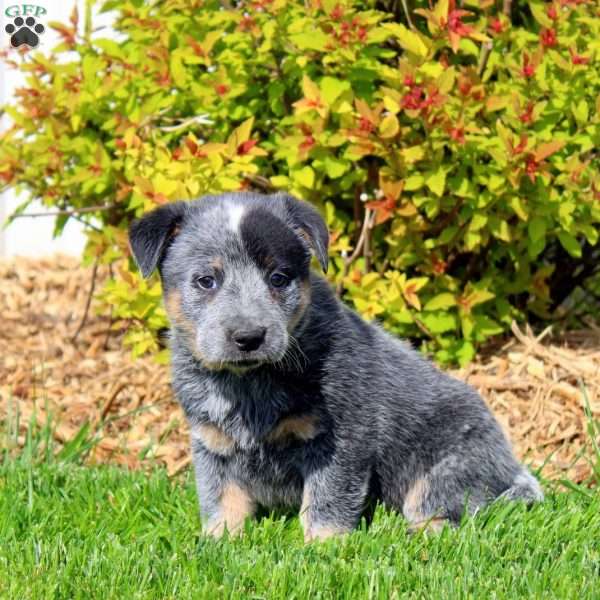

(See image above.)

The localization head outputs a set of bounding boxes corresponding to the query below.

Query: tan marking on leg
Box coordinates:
[206,482,255,538]
[300,486,311,535]
[404,477,448,533]
[407,517,448,535]
[304,524,348,543]
[403,476,429,523]
[266,414,319,443]
[192,423,235,456]
[288,278,311,333]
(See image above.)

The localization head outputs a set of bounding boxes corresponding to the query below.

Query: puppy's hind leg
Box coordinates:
[497,468,544,503]
[402,462,543,535]
[402,476,451,535]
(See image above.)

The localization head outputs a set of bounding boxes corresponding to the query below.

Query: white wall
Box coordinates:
[0,0,116,257]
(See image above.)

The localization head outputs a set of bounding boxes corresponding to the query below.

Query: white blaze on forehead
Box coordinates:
[227,204,245,232]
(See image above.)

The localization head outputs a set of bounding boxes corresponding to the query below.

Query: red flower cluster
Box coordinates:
[449,126,465,144]
[540,28,557,47]
[333,16,368,46]
[570,48,590,65]
[519,102,534,124]
[489,17,504,34]
[522,53,536,78]
[357,116,374,133]
[547,4,559,20]
[402,85,425,110]
[237,139,258,155]
[401,78,442,113]
[215,84,229,96]
[525,156,540,182]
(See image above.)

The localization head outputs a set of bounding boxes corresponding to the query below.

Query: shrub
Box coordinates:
[1,0,599,365]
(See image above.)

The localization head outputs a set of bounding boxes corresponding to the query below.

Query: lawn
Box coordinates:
[1,424,599,600]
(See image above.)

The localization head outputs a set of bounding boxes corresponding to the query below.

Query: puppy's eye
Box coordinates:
[195,275,217,290]
[270,272,290,288]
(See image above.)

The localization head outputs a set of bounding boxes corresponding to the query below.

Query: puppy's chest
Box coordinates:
[190,376,326,453]
[191,409,323,457]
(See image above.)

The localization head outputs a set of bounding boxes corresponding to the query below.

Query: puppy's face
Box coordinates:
[129,193,328,372]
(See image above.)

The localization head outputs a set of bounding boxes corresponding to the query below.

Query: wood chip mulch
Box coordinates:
[1,256,598,484]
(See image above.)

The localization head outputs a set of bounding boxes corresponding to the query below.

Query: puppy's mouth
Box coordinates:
[221,359,264,374]
[230,359,262,368]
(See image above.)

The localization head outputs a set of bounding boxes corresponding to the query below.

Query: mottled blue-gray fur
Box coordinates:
[129,192,542,540]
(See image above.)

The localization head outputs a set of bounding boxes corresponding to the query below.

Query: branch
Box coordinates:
[478,41,493,78]
[71,258,99,344]
[157,114,213,133]
[414,317,435,340]
[336,208,375,296]
[71,214,103,233]
[502,0,512,16]
[400,0,416,30]
[427,198,463,237]
[11,205,115,218]
[363,211,374,273]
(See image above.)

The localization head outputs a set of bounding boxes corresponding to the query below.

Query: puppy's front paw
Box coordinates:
[203,482,255,539]
[406,517,449,535]
[303,523,350,543]
[204,518,244,539]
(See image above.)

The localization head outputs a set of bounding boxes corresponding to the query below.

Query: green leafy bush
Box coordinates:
[1,0,599,364]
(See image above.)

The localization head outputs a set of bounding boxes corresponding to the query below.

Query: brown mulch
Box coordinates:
[1,256,599,483]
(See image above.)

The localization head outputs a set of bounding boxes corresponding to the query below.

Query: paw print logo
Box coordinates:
[5,16,45,48]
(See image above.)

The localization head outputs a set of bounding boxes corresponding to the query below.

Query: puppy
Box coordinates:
[129,192,542,541]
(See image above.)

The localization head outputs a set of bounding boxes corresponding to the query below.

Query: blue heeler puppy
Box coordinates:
[129,192,542,541]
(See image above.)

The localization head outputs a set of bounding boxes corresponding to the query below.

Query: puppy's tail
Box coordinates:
[499,468,544,503]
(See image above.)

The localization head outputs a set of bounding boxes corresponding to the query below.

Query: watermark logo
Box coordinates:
[4,4,46,48]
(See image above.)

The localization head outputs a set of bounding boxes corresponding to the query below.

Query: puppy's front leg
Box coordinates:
[301,462,370,542]
[191,439,255,538]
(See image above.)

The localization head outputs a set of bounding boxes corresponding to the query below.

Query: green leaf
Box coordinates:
[473,314,503,336]
[558,232,582,258]
[94,38,124,58]
[425,168,447,197]
[528,217,547,243]
[424,293,457,311]
[323,156,349,179]
[420,312,457,334]
[293,166,315,189]
[572,100,589,126]
[169,50,187,87]
[456,340,476,367]
[530,2,554,28]
[401,146,425,163]
[404,174,424,190]
[290,30,329,51]
[489,217,511,242]
[320,77,351,106]
[469,213,487,232]
[379,114,399,138]
[382,23,430,57]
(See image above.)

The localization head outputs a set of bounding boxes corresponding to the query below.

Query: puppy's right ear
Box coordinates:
[129,202,187,278]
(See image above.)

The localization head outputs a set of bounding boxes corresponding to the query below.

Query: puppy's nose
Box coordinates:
[231,327,266,352]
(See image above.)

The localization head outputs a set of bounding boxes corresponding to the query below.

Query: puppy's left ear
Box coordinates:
[129,202,187,278]
[283,195,329,272]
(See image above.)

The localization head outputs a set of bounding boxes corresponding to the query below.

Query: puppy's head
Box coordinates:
[129,192,328,372]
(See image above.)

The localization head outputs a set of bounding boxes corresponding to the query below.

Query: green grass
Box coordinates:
[1,419,599,599]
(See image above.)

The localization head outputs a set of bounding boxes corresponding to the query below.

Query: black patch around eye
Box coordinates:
[239,207,310,275]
